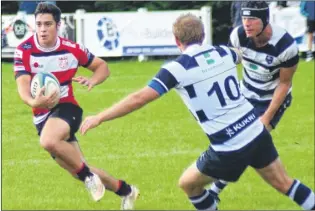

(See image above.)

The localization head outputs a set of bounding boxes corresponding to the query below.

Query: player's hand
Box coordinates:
[72,76,94,91]
[31,87,59,109]
[80,115,102,135]
[259,116,272,131]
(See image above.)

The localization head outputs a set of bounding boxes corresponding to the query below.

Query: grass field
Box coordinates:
[1,59,314,210]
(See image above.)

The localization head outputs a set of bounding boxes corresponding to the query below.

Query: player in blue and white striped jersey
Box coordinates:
[230,1,299,131]
[210,1,301,199]
[80,13,314,210]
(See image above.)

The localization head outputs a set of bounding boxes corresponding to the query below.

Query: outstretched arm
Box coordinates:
[80,86,160,134]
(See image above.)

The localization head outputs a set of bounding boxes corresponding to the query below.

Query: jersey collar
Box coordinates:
[184,43,202,53]
[34,34,61,52]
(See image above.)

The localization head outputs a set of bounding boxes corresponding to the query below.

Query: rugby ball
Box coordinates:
[30,72,61,106]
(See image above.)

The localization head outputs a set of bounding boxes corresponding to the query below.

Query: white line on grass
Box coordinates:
[3,148,204,166]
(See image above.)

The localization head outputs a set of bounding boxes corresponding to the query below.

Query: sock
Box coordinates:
[115,180,132,196]
[286,179,315,210]
[75,162,93,182]
[189,189,217,210]
[209,180,228,195]
[306,51,313,58]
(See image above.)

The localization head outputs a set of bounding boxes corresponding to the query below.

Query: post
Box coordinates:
[137,7,149,62]
[201,6,212,45]
[74,9,85,45]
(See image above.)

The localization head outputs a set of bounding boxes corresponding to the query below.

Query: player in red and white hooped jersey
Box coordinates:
[14,30,93,124]
[14,2,139,208]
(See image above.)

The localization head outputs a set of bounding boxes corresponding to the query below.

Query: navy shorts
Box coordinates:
[35,103,83,142]
[247,94,292,129]
[307,19,315,33]
[196,128,279,182]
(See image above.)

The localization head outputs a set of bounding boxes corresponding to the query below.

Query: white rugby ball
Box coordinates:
[30,72,61,106]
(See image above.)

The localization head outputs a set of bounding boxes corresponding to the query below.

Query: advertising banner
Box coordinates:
[80,10,202,57]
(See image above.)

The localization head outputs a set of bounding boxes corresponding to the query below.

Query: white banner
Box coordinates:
[80,10,203,57]
[270,6,315,52]
[2,8,212,58]
[1,12,75,58]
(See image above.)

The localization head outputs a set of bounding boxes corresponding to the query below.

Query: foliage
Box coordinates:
[2,1,232,45]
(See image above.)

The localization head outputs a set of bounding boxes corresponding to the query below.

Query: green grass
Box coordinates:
[2,59,314,210]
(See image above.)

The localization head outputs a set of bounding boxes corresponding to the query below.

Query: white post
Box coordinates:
[137,7,149,62]
[74,9,85,45]
[201,6,212,45]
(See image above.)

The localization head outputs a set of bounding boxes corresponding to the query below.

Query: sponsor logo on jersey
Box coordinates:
[33,62,44,68]
[22,43,32,50]
[225,112,256,138]
[249,63,258,70]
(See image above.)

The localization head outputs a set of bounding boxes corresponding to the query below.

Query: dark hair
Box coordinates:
[241,1,269,9]
[34,2,61,23]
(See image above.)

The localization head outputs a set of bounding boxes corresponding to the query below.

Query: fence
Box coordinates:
[1,7,212,58]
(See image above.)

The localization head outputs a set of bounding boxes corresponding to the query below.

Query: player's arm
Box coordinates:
[80,87,160,134]
[16,74,34,106]
[86,57,110,87]
[260,41,299,130]
[229,47,243,64]
[14,49,57,109]
[99,86,160,120]
[226,27,242,64]
[261,64,297,130]
[80,67,178,135]
[16,74,58,109]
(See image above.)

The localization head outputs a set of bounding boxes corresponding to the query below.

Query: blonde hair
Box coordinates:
[172,13,205,45]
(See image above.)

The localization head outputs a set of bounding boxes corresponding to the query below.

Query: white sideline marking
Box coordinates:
[3,149,204,166]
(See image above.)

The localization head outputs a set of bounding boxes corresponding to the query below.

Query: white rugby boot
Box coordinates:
[121,185,140,210]
[84,173,105,201]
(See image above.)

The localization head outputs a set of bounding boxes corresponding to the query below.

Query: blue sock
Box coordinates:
[286,179,315,210]
[189,189,217,210]
[209,180,228,195]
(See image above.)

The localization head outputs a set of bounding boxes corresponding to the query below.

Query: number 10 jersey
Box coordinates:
[148,44,264,152]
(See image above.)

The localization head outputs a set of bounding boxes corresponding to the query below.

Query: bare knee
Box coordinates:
[178,176,202,195]
[40,137,58,153]
[178,177,192,193]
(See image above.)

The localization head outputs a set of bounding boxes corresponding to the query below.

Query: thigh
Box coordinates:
[49,103,83,140]
[41,117,71,141]
[196,147,248,182]
[35,103,83,142]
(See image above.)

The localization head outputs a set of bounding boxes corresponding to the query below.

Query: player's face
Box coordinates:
[35,14,58,47]
[242,17,263,37]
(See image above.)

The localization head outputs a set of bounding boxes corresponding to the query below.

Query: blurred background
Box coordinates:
[2,1,314,60]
